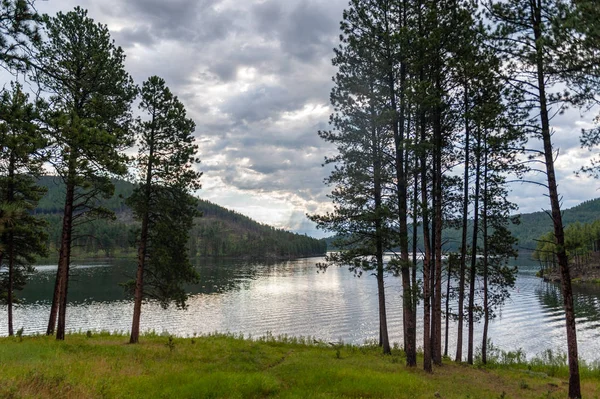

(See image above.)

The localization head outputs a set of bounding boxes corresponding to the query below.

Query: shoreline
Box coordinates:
[35,253,328,265]
[539,266,600,284]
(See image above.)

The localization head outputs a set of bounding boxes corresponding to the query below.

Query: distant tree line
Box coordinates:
[329,197,600,253]
[534,219,600,273]
[37,180,326,259]
[189,217,326,259]
[311,2,599,398]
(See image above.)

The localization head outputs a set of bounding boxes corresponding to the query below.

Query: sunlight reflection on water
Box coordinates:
[1,256,599,363]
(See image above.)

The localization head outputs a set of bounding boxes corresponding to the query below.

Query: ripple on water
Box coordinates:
[1,257,599,362]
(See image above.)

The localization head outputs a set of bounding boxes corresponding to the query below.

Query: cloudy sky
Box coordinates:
[35,0,600,238]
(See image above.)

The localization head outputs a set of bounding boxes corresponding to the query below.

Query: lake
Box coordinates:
[1,255,600,363]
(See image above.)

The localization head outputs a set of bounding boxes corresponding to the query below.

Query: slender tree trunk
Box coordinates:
[416,0,432,372]
[7,234,14,336]
[531,3,580,396]
[385,10,416,365]
[444,256,451,357]
[6,155,15,336]
[467,130,481,364]
[376,255,391,355]
[482,141,489,365]
[433,102,443,366]
[47,154,77,338]
[407,105,419,350]
[130,124,156,344]
[430,156,437,365]
[420,113,432,373]
[371,100,390,355]
[412,164,419,340]
[130,212,149,343]
[456,84,470,362]
[426,1,443,365]
[399,0,416,367]
[56,177,75,341]
[46,250,62,335]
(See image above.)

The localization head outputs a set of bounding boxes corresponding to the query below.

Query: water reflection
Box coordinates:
[536,280,600,330]
[0,256,598,363]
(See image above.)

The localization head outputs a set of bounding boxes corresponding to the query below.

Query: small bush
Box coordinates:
[16,328,23,342]
[166,336,175,352]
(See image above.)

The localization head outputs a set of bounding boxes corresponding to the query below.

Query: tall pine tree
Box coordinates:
[33,7,137,340]
[127,76,202,344]
[310,6,396,353]
[486,0,586,395]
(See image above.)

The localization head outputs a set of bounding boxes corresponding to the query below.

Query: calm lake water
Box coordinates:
[1,255,600,363]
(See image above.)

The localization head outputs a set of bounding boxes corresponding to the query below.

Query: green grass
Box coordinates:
[0,333,599,399]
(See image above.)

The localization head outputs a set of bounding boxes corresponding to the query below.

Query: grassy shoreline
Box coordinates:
[1,333,598,398]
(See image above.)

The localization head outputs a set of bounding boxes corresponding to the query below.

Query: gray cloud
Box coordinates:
[34,0,600,238]
[280,1,339,62]
[112,25,155,47]
[222,85,298,124]
[112,0,236,44]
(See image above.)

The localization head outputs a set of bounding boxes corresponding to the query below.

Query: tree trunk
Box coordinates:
[467,130,481,364]
[46,251,62,335]
[532,3,580,396]
[130,214,148,344]
[416,0,432,372]
[444,255,451,357]
[482,140,489,365]
[412,166,419,343]
[6,155,15,336]
[420,112,432,372]
[130,122,156,344]
[376,257,391,355]
[396,0,417,367]
[386,32,416,368]
[430,159,438,365]
[56,178,75,341]
[408,105,419,359]
[7,234,14,336]
[433,100,443,366]
[456,84,470,363]
[372,101,390,355]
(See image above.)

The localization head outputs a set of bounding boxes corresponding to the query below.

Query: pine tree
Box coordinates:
[486,0,584,395]
[476,84,523,365]
[0,82,48,336]
[310,6,396,353]
[127,76,202,344]
[33,7,137,340]
[410,0,475,368]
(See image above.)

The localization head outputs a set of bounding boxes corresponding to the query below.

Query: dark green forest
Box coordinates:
[35,176,326,260]
[325,198,600,253]
[513,199,600,251]
[447,198,600,252]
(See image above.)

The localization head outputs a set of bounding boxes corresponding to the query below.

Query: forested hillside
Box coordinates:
[514,199,600,251]
[35,177,326,259]
[440,199,600,252]
[434,199,600,252]
[324,198,600,253]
